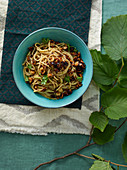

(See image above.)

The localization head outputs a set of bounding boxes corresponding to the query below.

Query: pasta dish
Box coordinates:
[23,39,86,99]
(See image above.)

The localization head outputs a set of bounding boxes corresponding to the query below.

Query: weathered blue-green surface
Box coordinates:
[0,119,126,170]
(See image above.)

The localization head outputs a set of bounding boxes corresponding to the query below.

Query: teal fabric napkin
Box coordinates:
[0,0,92,109]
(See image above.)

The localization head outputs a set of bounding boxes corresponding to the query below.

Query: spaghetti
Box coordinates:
[23,39,86,99]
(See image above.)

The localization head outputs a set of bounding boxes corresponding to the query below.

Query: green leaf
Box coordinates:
[92,124,116,145]
[90,50,119,85]
[96,83,113,92]
[77,76,82,82]
[92,154,105,161]
[89,160,113,170]
[101,87,127,119]
[101,15,127,60]
[64,75,70,82]
[122,132,127,162]
[42,38,49,44]
[41,75,48,85]
[25,75,29,82]
[89,112,108,132]
[27,64,32,69]
[119,79,127,88]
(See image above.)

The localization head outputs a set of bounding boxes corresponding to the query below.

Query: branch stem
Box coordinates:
[113,56,124,87]
[75,153,127,168]
[99,105,103,112]
[34,152,74,170]
[87,125,94,145]
[115,118,127,132]
[75,153,95,160]
[74,142,96,153]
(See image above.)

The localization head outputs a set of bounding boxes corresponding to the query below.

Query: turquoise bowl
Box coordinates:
[13,27,93,108]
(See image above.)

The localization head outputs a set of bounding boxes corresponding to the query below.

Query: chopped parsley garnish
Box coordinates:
[27,64,32,69]
[67,43,71,52]
[41,75,48,85]
[64,75,70,82]
[67,43,78,53]
[77,76,82,82]
[25,75,29,82]
[42,38,49,44]
[73,47,78,53]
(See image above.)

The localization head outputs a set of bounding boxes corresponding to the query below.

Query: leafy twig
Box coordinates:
[75,153,127,168]
[34,142,95,170]
[34,109,127,170]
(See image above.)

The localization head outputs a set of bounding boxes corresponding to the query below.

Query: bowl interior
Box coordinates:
[13,27,93,108]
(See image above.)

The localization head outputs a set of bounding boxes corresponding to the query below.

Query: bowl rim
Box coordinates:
[13,27,93,108]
